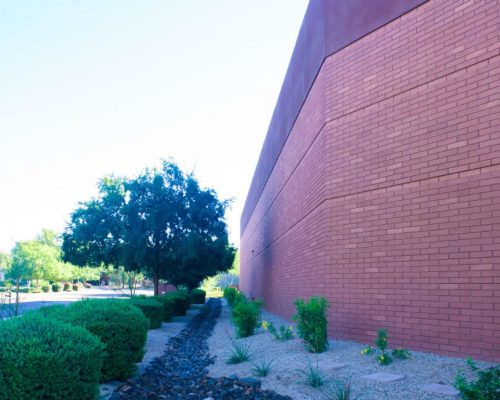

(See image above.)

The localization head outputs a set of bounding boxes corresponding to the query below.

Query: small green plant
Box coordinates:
[262,320,294,341]
[232,299,261,338]
[72,284,79,291]
[377,353,392,366]
[41,284,51,293]
[455,358,500,400]
[392,348,411,360]
[223,287,238,306]
[374,328,392,365]
[300,363,324,388]
[293,296,328,353]
[361,346,374,356]
[323,379,355,400]
[252,359,274,377]
[225,327,252,364]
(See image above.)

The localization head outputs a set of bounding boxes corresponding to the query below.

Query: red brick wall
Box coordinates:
[241,0,500,362]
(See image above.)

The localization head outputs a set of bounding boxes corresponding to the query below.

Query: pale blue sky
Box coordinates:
[0,0,308,252]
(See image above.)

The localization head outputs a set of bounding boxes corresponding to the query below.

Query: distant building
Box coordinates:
[241,0,500,362]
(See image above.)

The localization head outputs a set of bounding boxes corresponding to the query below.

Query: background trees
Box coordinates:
[63,160,236,294]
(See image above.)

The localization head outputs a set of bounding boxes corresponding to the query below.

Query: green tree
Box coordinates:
[62,160,236,294]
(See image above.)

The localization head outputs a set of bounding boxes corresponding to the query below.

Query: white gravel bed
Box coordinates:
[207,303,494,400]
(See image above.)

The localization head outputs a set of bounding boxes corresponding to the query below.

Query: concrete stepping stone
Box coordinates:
[363,372,405,383]
[422,383,459,397]
[330,363,348,370]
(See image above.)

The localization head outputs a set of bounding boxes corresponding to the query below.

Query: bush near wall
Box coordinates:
[293,296,329,353]
[130,297,163,329]
[189,288,206,304]
[46,299,148,382]
[232,299,262,338]
[223,287,239,306]
[164,292,190,316]
[0,314,104,400]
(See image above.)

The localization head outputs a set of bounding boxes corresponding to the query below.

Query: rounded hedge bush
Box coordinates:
[55,299,148,382]
[152,296,174,322]
[130,297,163,329]
[72,284,79,291]
[41,284,51,293]
[189,289,206,304]
[0,314,104,400]
[63,282,72,292]
[52,282,63,292]
[164,292,190,316]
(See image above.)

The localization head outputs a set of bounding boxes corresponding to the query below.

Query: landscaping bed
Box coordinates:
[207,302,495,400]
[111,299,292,400]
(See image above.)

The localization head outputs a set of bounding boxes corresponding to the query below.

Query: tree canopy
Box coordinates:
[63,160,236,294]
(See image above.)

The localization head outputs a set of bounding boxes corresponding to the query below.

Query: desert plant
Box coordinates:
[455,358,500,400]
[262,320,294,341]
[52,282,63,292]
[225,327,252,364]
[189,288,206,304]
[300,363,324,388]
[130,297,163,329]
[374,328,392,365]
[293,296,328,353]
[360,346,374,356]
[392,348,411,359]
[0,313,104,400]
[252,359,274,377]
[323,379,355,400]
[223,287,238,306]
[232,299,261,338]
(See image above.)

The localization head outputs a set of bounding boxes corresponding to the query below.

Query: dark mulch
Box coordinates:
[111,298,292,400]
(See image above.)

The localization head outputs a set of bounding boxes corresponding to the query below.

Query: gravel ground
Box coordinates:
[207,302,495,400]
[110,299,292,400]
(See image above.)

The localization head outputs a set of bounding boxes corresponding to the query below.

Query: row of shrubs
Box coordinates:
[0,288,206,400]
[0,281,93,293]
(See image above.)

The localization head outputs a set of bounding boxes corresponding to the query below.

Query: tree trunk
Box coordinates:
[153,269,159,296]
[15,276,20,316]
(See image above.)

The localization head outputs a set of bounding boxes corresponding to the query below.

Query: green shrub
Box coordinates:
[232,299,261,338]
[63,282,72,292]
[41,284,51,293]
[72,284,79,291]
[0,314,104,400]
[223,287,238,306]
[131,297,163,329]
[189,288,206,304]
[152,296,174,322]
[293,296,328,353]
[30,288,42,294]
[455,358,500,400]
[261,320,294,341]
[52,299,148,382]
[83,282,92,289]
[52,282,63,292]
[164,292,190,316]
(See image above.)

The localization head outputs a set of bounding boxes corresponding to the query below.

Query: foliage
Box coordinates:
[189,288,206,304]
[41,284,51,292]
[455,358,500,400]
[50,299,148,382]
[300,363,324,388]
[323,379,356,400]
[293,296,328,353]
[252,359,274,377]
[392,348,411,360]
[52,282,63,292]
[375,328,388,352]
[72,283,79,291]
[225,328,252,364]
[262,320,294,341]
[223,287,239,306]
[130,297,163,329]
[62,161,236,295]
[152,296,174,322]
[164,291,190,316]
[376,353,392,366]
[63,282,72,291]
[0,313,104,400]
[232,299,261,338]
[361,346,374,356]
